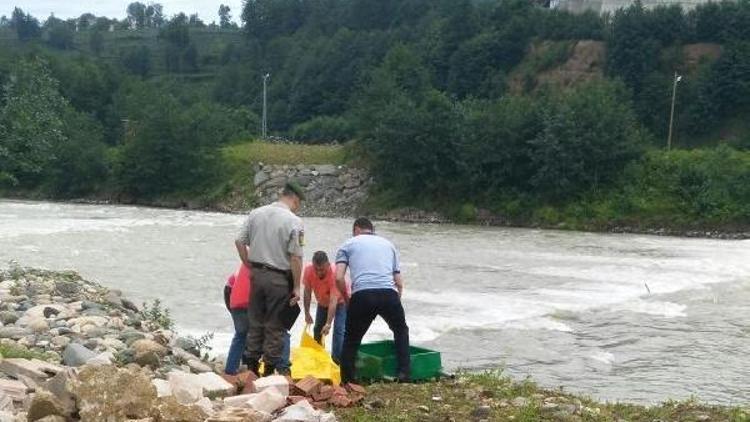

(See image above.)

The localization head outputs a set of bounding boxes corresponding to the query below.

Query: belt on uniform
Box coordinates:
[250,262,290,275]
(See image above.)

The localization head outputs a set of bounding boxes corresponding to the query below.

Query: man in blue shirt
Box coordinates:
[335,217,410,383]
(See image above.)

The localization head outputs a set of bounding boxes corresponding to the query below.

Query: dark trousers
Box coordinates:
[246,267,291,366]
[340,289,410,383]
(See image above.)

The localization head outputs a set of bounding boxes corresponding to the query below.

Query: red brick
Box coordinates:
[236,371,257,387]
[345,383,366,395]
[329,394,352,408]
[312,401,329,409]
[349,393,365,404]
[287,396,308,405]
[312,385,334,402]
[332,385,348,397]
[295,375,322,397]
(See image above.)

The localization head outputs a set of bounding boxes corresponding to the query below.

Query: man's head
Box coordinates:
[312,251,329,278]
[280,181,305,213]
[352,217,374,236]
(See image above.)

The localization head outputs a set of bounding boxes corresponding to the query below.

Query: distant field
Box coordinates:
[224,141,348,166]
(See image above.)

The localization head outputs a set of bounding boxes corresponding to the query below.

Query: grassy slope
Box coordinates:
[337,372,749,422]
[207,141,348,211]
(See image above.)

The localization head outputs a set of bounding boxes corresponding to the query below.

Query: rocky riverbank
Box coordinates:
[0,265,348,421]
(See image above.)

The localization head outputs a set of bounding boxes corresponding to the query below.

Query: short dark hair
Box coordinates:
[312,251,329,265]
[353,217,373,232]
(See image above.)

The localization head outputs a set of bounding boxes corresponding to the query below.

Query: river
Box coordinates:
[1,199,748,405]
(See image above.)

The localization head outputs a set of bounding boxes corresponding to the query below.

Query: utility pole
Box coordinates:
[262,73,270,140]
[667,72,682,151]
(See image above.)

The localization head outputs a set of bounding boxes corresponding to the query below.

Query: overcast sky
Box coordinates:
[1,1,244,23]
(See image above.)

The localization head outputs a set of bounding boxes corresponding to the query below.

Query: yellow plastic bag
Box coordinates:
[291,325,341,385]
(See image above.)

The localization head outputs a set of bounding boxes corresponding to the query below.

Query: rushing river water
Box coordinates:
[1,199,749,405]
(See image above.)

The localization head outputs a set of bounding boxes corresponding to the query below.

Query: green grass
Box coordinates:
[224,141,348,166]
[334,371,749,422]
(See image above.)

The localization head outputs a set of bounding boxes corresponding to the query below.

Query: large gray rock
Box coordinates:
[314,164,338,176]
[173,337,200,357]
[53,281,80,296]
[0,311,19,325]
[0,327,31,339]
[62,343,97,367]
[253,171,270,187]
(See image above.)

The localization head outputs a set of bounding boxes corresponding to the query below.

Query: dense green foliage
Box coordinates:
[0,1,749,230]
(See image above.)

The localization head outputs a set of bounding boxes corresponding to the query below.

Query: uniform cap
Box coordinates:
[285,180,306,201]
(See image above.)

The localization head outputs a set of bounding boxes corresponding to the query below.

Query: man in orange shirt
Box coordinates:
[303,251,347,364]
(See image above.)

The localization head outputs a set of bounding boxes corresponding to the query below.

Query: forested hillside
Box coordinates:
[1,0,749,232]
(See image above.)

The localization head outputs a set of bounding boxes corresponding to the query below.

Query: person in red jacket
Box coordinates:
[224,264,290,375]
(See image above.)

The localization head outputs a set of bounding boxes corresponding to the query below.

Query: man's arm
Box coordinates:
[335,263,349,306]
[321,292,338,336]
[290,255,303,305]
[394,272,404,298]
[235,240,251,268]
[303,283,313,324]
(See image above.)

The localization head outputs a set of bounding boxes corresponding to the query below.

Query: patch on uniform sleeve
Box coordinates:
[298,229,305,247]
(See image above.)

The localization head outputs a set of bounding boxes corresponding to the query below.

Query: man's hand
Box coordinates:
[290,288,301,306]
[305,312,314,325]
[321,323,332,336]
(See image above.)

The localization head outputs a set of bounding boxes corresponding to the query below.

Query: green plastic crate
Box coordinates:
[355,340,442,381]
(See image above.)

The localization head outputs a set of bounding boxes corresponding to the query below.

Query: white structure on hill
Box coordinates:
[555,0,707,14]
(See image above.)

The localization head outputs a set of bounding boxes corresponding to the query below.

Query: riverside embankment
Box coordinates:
[0,266,747,422]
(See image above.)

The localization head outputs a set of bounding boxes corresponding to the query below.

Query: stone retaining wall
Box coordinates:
[252,163,371,217]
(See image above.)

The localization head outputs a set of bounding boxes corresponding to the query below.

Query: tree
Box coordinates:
[127,2,147,29]
[78,13,96,30]
[189,14,205,28]
[528,81,647,199]
[10,7,41,41]
[121,46,152,77]
[219,4,232,28]
[89,30,104,56]
[45,18,75,49]
[183,43,199,71]
[0,59,68,187]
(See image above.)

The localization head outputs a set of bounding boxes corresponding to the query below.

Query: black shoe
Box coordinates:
[262,364,276,377]
[246,360,260,377]
[277,367,291,376]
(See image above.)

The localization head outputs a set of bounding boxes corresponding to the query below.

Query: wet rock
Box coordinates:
[62,343,97,367]
[76,365,156,421]
[121,298,139,313]
[42,308,59,319]
[26,390,65,421]
[173,337,200,357]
